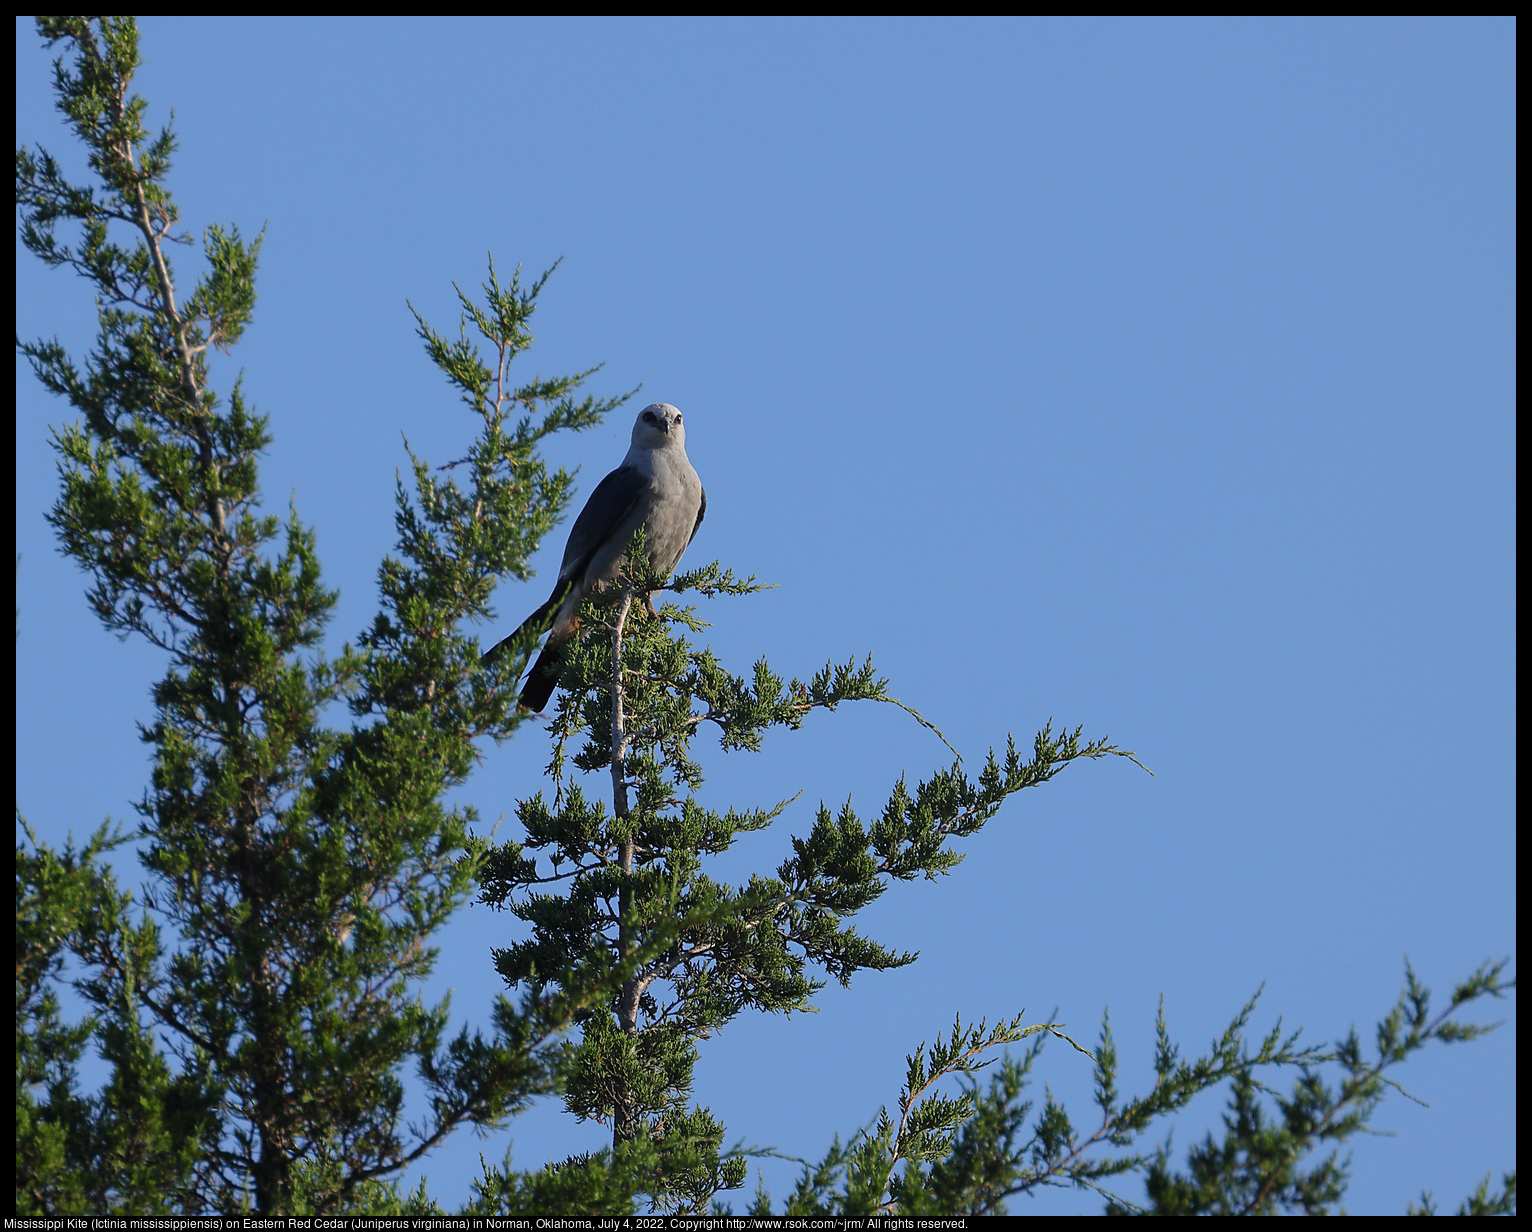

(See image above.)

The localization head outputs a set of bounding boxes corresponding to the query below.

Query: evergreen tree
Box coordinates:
[16,15,635,1214]
[465,534,1145,1212]
[18,16,1513,1218]
[458,529,1515,1216]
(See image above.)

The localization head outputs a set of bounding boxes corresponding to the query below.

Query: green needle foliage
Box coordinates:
[17,16,1514,1220]
[16,16,634,1215]
[744,961,1514,1215]
[459,547,1515,1216]
[469,534,1146,1211]
[16,814,215,1215]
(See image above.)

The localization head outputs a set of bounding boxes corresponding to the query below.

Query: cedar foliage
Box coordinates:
[17,17,1513,1217]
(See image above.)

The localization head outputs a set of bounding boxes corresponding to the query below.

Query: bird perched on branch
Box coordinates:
[482,402,706,712]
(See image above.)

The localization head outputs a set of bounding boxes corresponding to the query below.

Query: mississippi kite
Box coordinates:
[482,402,706,712]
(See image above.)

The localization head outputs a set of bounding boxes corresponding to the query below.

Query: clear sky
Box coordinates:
[15,16,1514,1215]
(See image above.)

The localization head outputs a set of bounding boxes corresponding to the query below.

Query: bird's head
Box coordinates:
[632,402,686,450]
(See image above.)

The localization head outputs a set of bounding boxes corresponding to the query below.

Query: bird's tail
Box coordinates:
[482,578,582,712]
[516,634,570,713]
[480,580,572,668]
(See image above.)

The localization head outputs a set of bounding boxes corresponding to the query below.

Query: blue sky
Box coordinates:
[15,16,1514,1214]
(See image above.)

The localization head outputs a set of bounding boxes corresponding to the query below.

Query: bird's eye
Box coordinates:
[642,411,656,424]
[674,414,681,423]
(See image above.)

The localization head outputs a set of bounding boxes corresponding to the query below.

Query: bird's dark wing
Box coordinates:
[560,463,650,581]
[480,578,574,666]
[483,464,649,675]
[687,486,706,547]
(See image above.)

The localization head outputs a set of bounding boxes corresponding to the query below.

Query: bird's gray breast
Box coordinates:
[640,449,704,575]
[565,449,701,593]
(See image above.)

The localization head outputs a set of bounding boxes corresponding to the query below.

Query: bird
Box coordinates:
[482,402,706,712]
